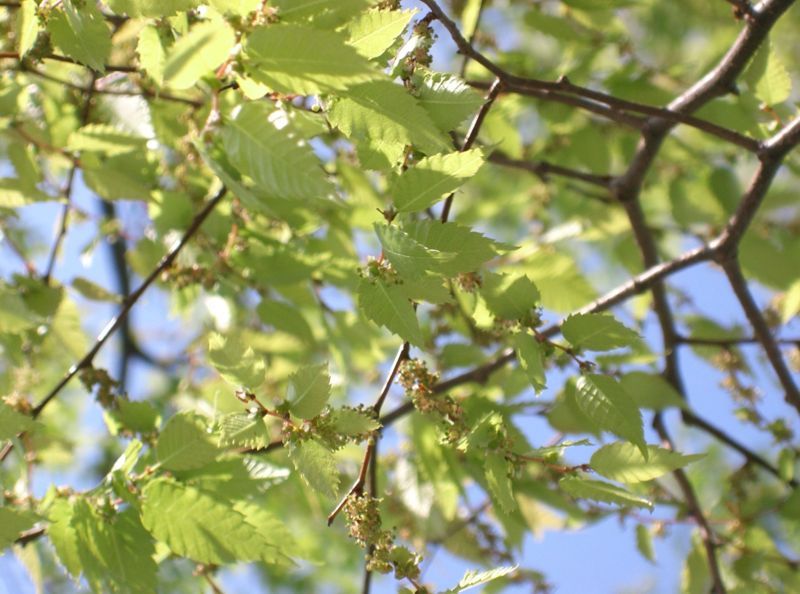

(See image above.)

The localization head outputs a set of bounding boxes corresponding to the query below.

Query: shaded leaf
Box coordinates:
[207,332,266,390]
[591,442,705,483]
[156,412,219,471]
[562,313,639,351]
[560,476,653,510]
[47,0,110,72]
[163,21,235,90]
[287,364,331,419]
[392,149,485,212]
[357,278,424,346]
[288,439,340,498]
[513,332,547,393]
[575,375,646,458]
[484,452,516,514]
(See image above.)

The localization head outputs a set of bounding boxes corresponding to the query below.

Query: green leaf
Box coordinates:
[513,332,547,393]
[222,102,333,200]
[414,69,484,133]
[619,371,686,411]
[47,0,111,72]
[16,0,38,56]
[67,124,147,156]
[71,276,122,303]
[0,507,37,548]
[207,332,266,390]
[244,24,379,94]
[163,21,235,90]
[591,442,704,483]
[141,478,274,565]
[271,0,369,29]
[345,9,416,59]
[257,299,314,344]
[441,565,518,593]
[375,224,455,279]
[288,439,340,498]
[231,499,297,564]
[327,80,451,159]
[331,408,381,436]
[392,149,485,213]
[357,278,424,346]
[71,502,157,594]
[403,220,504,276]
[484,451,516,514]
[136,25,165,85]
[156,412,219,471]
[575,375,646,458]
[46,498,82,579]
[105,0,196,18]
[0,402,34,440]
[288,364,331,419]
[217,413,271,449]
[560,476,653,510]
[481,273,540,321]
[207,0,261,17]
[636,523,656,563]
[745,40,791,106]
[562,313,640,351]
[781,279,800,324]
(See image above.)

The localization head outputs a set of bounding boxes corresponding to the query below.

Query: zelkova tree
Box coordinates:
[0,0,799,592]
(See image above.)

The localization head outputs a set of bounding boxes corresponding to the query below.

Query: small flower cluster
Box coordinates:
[79,366,119,409]
[398,359,465,442]
[162,264,216,290]
[344,493,422,580]
[361,256,401,285]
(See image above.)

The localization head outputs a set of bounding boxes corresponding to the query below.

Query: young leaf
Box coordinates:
[403,220,503,276]
[413,70,484,133]
[375,224,455,279]
[0,507,38,548]
[16,0,38,57]
[590,442,705,483]
[217,413,271,449]
[71,276,122,303]
[357,278,425,346]
[207,332,266,390]
[481,273,540,321]
[0,402,34,440]
[67,124,147,156]
[136,25,165,85]
[105,0,196,18]
[156,412,219,471]
[46,498,82,579]
[71,502,157,594]
[288,439,340,498]
[162,21,236,90]
[513,332,547,393]
[327,80,450,158]
[441,565,518,593]
[331,408,381,436]
[745,40,791,106]
[141,478,270,565]
[560,476,653,510]
[287,364,331,419]
[619,371,686,411]
[345,9,416,59]
[484,452,516,514]
[391,149,485,213]
[636,523,656,562]
[562,313,640,351]
[244,24,379,94]
[271,0,368,28]
[47,0,111,73]
[575,375,647,458]
[222,102,333,200]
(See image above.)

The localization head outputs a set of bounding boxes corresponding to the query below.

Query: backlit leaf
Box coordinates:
[560,476,653,510]
[575,375,646,458]
[562,313,640,351]
[591,442,704,483]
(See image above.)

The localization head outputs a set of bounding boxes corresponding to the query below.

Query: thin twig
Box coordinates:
[31,187,228,418]
[488,151,613,188]
[721,260,800,413]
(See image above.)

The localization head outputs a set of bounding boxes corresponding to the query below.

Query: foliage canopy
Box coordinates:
[1,0,800,592]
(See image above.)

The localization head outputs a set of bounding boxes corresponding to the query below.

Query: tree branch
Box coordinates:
[721,260,800,413]
[31,187,228,418]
